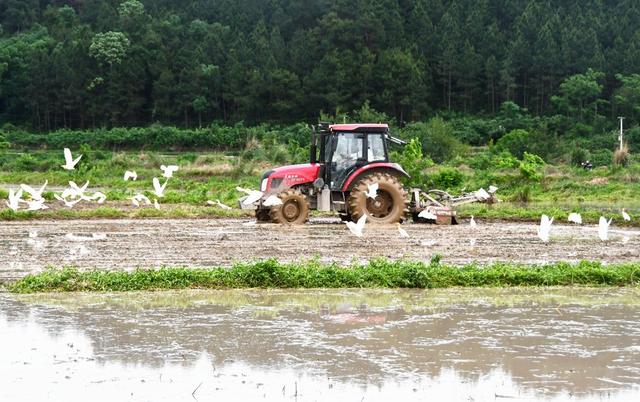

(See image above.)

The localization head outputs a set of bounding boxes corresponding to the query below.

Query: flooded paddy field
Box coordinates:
[1,218,639,281]
[1,287,639,401]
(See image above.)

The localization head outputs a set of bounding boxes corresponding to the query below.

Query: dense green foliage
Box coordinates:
[7,259,640,292]
[2,0,640,134]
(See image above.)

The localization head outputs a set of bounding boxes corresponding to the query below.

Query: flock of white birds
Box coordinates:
[4,148,179,213]
[2,150,635,243]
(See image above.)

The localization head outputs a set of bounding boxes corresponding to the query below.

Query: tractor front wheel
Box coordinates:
[348,173,407,224]
[269,188,310,224]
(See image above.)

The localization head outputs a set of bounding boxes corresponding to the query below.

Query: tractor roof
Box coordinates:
[329,123,388,133]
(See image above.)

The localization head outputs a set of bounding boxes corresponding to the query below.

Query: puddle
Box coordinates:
[1,288,639,401]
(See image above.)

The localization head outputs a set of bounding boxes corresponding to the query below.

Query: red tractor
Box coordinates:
[244,123,496,224]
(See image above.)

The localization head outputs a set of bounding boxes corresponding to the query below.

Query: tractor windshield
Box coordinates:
[367,133,386,162]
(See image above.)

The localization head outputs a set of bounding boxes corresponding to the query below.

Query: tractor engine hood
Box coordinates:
[262,163,320,192]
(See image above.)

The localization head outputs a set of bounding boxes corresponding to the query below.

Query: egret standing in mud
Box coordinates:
[568,212,582,224]
[397,224,409,238]
[538,215,553,243]
[346,215,367,237]
[598,216,612,241]
[469,216,477,228]
[622,209,631,221]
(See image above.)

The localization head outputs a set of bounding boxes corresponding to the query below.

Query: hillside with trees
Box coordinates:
[0,0,639,132]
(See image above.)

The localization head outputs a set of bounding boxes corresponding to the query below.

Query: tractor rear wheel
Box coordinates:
[348,172,407,224]
[269,188,310,224]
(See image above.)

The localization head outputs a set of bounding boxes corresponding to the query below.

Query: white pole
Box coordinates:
[618,116,625,150]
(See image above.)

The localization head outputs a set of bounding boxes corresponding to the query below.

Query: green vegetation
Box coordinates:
[6,259,640,293]
[2,1,640,130]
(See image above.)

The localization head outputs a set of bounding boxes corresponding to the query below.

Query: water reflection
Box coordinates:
[1,288,640,401]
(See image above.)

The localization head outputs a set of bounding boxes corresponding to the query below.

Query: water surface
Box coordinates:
[1,288,639,401]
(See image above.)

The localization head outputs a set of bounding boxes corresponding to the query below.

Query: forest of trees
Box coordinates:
[2,0,640,133]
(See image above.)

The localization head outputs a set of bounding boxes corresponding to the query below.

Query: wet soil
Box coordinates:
[1,288,639,401]
[1,217,639,281]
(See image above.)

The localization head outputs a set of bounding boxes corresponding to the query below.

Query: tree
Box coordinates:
[89,31,130,66]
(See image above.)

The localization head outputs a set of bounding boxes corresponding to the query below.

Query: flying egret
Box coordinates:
[538,214,553,243]
[470,215,477,228]
[598,216,612,241]
[263,195,283,207]
[20,180,48,201]
[365,183,378,199]
[54,194,81,208]
[85,191,106,204]
[124,171,137,181]
[161,165,179,178]
[152,177,168,197]
[397,224,409,238]
[236,186,263,205]
[26,198,48,211]
[567,212,582,224]
[69,181,90,198]
[61,148,82,170]
[207,199,232,210]
[622,209,631,221]
[6,188,23,212]
[418,209,437,220]
[346,215,367,237]
[475,188,491,200]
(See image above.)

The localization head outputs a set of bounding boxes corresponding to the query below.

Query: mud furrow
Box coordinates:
[1,218,639,281]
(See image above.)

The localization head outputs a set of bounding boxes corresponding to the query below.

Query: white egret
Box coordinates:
[236,186,263,205]
[54,194,81,208]
[397,224,409,238]
[470,215,477,228]
[160,165,179,178]
[622,209,631,221]
[346,215,367,237]
[488,185,498,193]
[568,212,582,224]
[20,180,48,201]
[418,209,437,220]
[26,198,48,211]
[85,191,106,204]
[69,181,90,198]
[207,199,232,210]
[152,177,168,197]
[475,188,491,200]
[537,214,553,243]
[61,148,82,170]
[364,183,378,199]
[598,216,612,241]
[124,171,137,181]
[131,193,151,207]
[154,199,160,210]
[263,195,283,206]
[6,188,23,212]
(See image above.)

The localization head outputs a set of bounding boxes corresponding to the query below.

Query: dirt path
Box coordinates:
[1,218,639,281]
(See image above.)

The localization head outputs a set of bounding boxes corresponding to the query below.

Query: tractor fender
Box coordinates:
[342,162,410,191]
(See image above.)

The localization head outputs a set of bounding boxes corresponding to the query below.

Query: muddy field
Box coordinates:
[1,217,638,281]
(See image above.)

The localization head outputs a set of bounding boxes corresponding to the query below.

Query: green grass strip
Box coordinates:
[6,259,640,293]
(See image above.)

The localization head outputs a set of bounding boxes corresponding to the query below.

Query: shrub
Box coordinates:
[495,129,530,158]
[613,144,630,167]
[570,147,590,166]
[400,118,465,163]
[394,138,433,187]
[590,149,613,167]
[429,167,464,189]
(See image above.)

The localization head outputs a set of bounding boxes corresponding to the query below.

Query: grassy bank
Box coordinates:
[6,259,640,293]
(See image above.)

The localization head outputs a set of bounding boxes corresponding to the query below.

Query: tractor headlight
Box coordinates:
[261,178,268,192]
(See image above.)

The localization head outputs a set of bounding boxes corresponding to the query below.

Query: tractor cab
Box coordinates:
[312,123,406,191]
